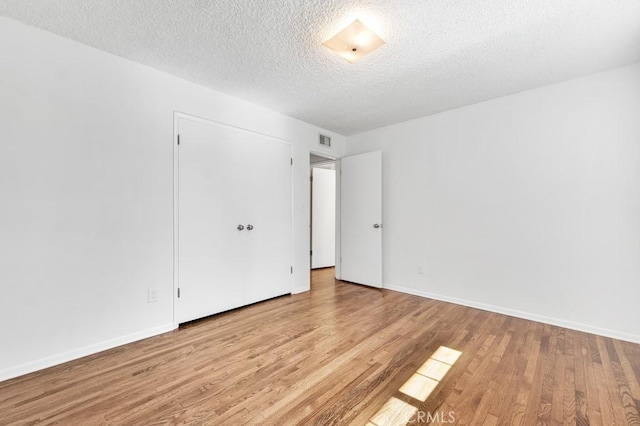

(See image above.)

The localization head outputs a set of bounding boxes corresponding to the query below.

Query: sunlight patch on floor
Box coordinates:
[369,397,418,426]
[368,346,462,426]
[430,346,462,365]
[399,373,439,401]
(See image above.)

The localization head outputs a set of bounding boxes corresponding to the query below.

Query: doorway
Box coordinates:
[310,153,336,270]
[308,150,383,288]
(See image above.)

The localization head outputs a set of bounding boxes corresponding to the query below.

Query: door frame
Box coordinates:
[173,111,294,327]
[309,153,338,271]
[308,150,342,279]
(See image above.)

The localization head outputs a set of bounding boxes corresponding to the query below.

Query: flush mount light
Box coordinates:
[322,19,385,63]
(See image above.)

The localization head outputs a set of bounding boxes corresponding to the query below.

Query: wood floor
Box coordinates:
[1,268,639,425]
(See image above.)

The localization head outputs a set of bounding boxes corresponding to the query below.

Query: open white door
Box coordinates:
[340,151,382,287]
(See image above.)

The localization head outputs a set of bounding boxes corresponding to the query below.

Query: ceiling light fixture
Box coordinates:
[322,19,385,64]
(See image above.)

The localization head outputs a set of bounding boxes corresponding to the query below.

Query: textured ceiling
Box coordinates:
[1,0,639,135]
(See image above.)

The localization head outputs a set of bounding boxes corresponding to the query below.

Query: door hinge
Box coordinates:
[310,250,313,255]
[177,288,181,298]
[291,158,293,166]
[310,176,313,182]
[177,134,180,145]
[291,266,293,274]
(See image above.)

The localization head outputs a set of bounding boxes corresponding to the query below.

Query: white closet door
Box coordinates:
[243,135,292,305]
[177,118,247,323]
[177,116,292,323]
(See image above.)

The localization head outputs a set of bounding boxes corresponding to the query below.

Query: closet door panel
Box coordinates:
[243,135,292,305]
[177,119,247,323]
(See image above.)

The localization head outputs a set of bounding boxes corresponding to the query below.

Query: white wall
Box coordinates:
[0,17,344,381]
[346,63,640,343]
[311,167,336,269]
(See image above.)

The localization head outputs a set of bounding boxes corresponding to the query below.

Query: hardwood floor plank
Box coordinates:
[0,268,638,425]
[562,332,577,426]
[582,332,605,425]
[596,335,630,425]
[613,340,640,402]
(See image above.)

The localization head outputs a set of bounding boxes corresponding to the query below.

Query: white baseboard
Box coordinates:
[0,323,177,383]
[292,286,310,294]
[384,283,640,345]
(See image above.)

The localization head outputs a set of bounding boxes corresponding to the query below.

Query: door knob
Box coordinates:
[246,224,254,231]
[237,224,245,231]
[373,224,382,229]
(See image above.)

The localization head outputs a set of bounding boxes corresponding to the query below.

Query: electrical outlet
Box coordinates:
[417,265,424,275]
[147,288,158,303]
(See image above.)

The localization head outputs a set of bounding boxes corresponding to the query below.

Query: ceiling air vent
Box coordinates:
[319,134,331,148]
